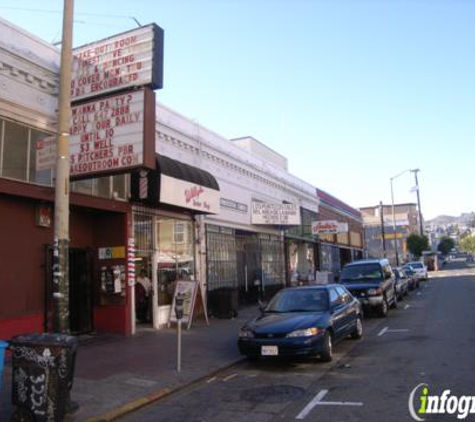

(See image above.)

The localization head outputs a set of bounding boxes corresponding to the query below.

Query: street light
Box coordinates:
[390,169,417,266]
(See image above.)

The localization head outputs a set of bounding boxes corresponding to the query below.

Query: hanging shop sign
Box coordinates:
[251,202,301,225]
[69,88,155,179]
[312,220,349,235]
[159,174,220,214]
[71,23,164,101]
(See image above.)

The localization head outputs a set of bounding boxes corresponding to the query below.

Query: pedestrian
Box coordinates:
[136,269,152,322]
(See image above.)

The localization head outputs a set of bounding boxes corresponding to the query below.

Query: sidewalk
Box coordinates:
[0,306,258,421]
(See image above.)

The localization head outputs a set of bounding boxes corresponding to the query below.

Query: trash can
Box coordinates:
[10,333,78,422]
[0,340,8,393]
[215,288,238,319]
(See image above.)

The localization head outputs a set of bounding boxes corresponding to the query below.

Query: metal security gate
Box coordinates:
[236,234,261,304]
[260,234,285,300]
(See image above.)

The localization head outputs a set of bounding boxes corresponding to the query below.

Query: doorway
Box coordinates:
[44,246,94,334]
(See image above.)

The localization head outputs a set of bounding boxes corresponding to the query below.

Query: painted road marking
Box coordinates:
[223,373,238,382]
[206,376,217,383]
[404,304,410,310]
[295,389,363,419]
[296,390,329,419]
[378,327,410,336]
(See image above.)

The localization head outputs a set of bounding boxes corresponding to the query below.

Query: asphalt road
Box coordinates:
[121,259,475,422]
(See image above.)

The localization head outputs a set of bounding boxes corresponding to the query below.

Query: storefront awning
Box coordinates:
[131,155,220,214]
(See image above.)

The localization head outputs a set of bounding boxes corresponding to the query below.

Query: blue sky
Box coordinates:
[1,0,474,220]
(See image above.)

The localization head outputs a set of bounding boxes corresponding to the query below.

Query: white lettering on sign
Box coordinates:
[71,26,156,101]
[69,90,145,177]
[251,202,301,226]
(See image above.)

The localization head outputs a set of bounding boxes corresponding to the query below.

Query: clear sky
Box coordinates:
[1,0,474,220]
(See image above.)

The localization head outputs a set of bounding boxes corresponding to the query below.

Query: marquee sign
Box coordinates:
[71,24,164,101]
[69,88,155,178]
[251,202,301,225]
[312,220,349,235]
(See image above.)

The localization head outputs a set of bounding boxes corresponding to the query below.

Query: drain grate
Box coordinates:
[241,385,306,404]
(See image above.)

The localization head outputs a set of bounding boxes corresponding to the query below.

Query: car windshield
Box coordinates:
[340,264,383,282]
[409,262,423,269]
[265,289,329,313]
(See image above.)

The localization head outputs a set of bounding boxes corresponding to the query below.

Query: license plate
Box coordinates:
[261,345,278,356]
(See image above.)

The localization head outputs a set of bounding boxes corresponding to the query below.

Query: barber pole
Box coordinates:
[128,238,135,286]
[139,170,148,199]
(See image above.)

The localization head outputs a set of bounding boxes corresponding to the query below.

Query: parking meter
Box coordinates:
[175,293,186,320]
[175,292,188,373]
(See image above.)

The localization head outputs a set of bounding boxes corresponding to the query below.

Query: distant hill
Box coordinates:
[427,213,475,226]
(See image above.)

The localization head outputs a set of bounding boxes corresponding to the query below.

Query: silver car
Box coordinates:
[404,261,428,281]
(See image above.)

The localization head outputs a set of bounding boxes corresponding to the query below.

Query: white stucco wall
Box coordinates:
[155,102,320,233]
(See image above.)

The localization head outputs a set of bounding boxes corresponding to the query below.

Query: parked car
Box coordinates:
[401,265,419,290]
[237,284,363,362]
[394,267,410,300]
[404,261,428,281]
[339,258,397,317]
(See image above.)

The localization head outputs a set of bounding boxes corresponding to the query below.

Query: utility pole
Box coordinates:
[390,178,400,267]
[53,0,74,333]
[379,201,387,257]
[411,169,424,236]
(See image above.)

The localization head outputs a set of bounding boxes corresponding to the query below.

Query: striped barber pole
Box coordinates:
[139,170,148,199]
[128,238,135,286]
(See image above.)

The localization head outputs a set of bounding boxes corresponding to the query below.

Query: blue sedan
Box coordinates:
[238,284,363,362]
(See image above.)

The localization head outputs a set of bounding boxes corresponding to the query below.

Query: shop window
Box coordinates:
[157,218,195,306]
[71,179,93,195]
[112,174,126,199]
[2,120,29,181]
[96,176,111,198]
[174,223,185,244]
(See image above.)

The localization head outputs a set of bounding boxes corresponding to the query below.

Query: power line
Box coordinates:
[0,6,133,20]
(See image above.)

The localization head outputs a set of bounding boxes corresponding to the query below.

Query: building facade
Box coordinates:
[0,17,365,339]
[360,203,420,265]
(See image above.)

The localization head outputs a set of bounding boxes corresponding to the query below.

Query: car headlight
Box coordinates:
[367,287,383,296]
[239,329,254,339]
[286,327,321,338]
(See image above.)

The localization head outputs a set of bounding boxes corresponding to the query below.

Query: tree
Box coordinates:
[406,233,429,259]
[460,234,475,255]
[437,236,455,255]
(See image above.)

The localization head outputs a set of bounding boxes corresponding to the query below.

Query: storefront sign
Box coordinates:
[312,220,349,235]
[160,174,220,214]
[251,202,301,225]
[36,136,56,171]
[69,89,155,178]
[71,24,164,101]
[98,246,126,259]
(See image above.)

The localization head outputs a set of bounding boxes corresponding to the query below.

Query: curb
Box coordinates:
[85,357,246,421]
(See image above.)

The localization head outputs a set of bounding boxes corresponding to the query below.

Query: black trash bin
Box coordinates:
[211,287,239,318]
[10,333,78,422]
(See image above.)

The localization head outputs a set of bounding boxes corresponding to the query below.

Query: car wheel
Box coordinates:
[378,297,389,317]
[320,331,333,362]
[350,316,363,340]
[390,291,398,309]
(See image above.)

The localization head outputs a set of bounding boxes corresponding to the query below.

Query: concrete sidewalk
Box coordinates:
[0,306,258,421]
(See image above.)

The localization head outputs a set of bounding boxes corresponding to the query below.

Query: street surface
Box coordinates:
[121,259,475,422]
